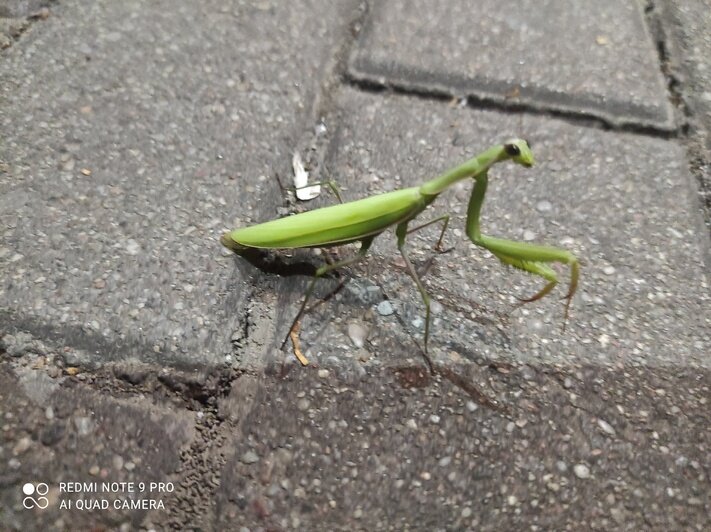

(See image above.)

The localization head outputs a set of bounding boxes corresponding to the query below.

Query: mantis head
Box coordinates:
[503,139,534,168]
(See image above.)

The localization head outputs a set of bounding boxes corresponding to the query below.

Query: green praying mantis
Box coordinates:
[222,139,579,364]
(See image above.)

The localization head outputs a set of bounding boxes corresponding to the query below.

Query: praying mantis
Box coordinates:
[222,139,579,364]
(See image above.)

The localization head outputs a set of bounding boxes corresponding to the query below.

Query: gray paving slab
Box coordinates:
[663,0,711,233]
[349,0,674,130]
[0,0,354,368]
[209,364,711,530]
[235,88,709,371]
[663,1,711,133]
[0,362,195,531]
[0,0,54,18]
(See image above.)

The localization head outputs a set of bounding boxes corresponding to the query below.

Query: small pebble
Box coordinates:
[536,200,552,212]
[376,301,394,316]
[347,323,367,348]
[598,334,610,347]
[429,414,440,424]
[241,450,259,464]
[610,506,625,523]
[523,230,536,241]
[466,401,478,412]
[603,265,616,275]
[74,417,94,436]
[461,507,472,518]
[520,367,536,380]
[573,463,591,479]
[113,455,124,471]
[13,437,32,455]
[597,419,616,436]
[438,456,452,467]
[405,419,418,430]
[125,239,141,255]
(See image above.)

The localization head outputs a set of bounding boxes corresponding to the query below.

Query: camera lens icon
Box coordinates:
[22,482,49,509]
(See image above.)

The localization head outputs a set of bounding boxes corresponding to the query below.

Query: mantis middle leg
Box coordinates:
[466,174,579,327]
[406,214,452,253]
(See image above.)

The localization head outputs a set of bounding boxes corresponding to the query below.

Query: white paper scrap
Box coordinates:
[292,151,320,201]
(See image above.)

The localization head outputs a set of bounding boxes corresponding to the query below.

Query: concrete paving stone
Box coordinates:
[0,0,56,50]
[243,87,709,370]
[0,362,195,530]
[0,0,55,18]
[0,0,355,368]
[663,0,711,232]
[663,1,711,136]
[350,0,674,130]
[213,364,711,530]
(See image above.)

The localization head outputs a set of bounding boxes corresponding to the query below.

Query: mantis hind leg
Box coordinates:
[478,235,580,329]
[281,236,375,361]
[396,222,435,373]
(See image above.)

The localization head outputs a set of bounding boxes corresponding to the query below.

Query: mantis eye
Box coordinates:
[504,143,521,156]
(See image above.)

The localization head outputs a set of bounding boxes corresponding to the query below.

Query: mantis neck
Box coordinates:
[419,144,505,197]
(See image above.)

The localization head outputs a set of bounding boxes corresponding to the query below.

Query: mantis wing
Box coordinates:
[227,187,426,249]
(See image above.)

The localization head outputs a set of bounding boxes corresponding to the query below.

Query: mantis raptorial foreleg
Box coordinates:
[280,236,376,356]
[465,173,579,328]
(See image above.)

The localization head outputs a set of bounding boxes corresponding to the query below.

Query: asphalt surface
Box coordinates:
[1,0,709,530]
